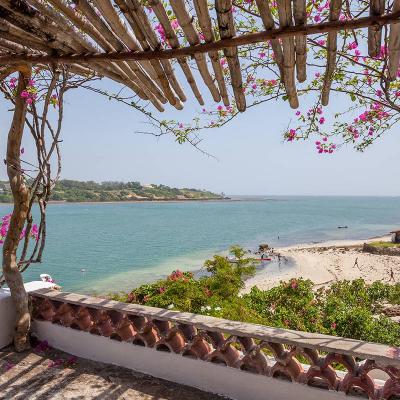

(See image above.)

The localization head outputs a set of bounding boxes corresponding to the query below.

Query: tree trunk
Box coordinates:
[2,70,31,352]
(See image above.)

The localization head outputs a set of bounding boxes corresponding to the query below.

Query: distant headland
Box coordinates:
[0,180,228,203]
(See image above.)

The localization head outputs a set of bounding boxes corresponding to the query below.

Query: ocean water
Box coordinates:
[0,196,399,293]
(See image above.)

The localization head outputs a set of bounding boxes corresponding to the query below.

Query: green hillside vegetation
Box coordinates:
[0,180,226,203]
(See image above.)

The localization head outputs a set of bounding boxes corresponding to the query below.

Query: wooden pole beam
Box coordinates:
[1,11,400,65]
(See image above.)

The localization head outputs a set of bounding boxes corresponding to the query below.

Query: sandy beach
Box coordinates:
[244,235,400,292]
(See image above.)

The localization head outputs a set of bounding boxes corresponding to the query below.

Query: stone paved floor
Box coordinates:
[0,340,226,400]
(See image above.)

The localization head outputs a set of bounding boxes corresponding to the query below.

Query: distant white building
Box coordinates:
[390,230,400,243]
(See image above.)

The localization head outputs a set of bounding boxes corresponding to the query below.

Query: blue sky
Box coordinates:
[0,77,398,196]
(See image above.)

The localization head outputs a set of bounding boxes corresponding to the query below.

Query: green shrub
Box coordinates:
[110,248,400,347]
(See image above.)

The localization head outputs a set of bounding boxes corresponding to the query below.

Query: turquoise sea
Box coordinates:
[0,196,399,294]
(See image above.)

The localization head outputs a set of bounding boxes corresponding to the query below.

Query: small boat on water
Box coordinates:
[338,226,348,229]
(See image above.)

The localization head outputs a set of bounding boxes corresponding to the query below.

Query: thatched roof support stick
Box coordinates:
[3,12,400,64]
[194,0,230,106]
[147,0,204,105]
[276,0,299,109]
[35,0,106,51]
[5,0,157,103]
[368,0,385,57]
[0,19,51,52]
[48,0,165,104]
[25,0,100,54]
[92,0,172,105]
[388,0,400,80]
[86,61,165,111]
[43,0,133,78]
[115,0,186,106]
[215,0,246,112]
[111,0,183,108]
[293,0,307,82]
[321,0,342,106]
[254,0,284,80]
[0,2,76,54]
[122,0,187,102]
[169,0,221,102]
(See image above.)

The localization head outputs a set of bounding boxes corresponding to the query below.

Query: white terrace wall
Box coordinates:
[29,289,400,400]
[33,320,346,400]
[0,281,55,349]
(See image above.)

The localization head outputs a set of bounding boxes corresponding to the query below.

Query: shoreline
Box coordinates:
[0,197,231,206]
[272,233,391,253]
[244,234,399,292]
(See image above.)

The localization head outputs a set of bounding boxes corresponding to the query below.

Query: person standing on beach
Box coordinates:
[389,267,395,282]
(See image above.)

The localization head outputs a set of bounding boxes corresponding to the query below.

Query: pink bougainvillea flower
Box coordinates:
[31,224,39,240]
[348,42,358,50]
[9,77,17,89]
[287,129,297,141]
[48,359,64,368]
[4,362,14,371]
[170,19,179,29]
[34,340,51,353]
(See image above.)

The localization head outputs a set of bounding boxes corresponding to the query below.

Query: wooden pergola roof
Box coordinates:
[1,0,400,112]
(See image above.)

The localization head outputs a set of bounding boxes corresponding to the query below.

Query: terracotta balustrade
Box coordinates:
[30,289,400,400]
